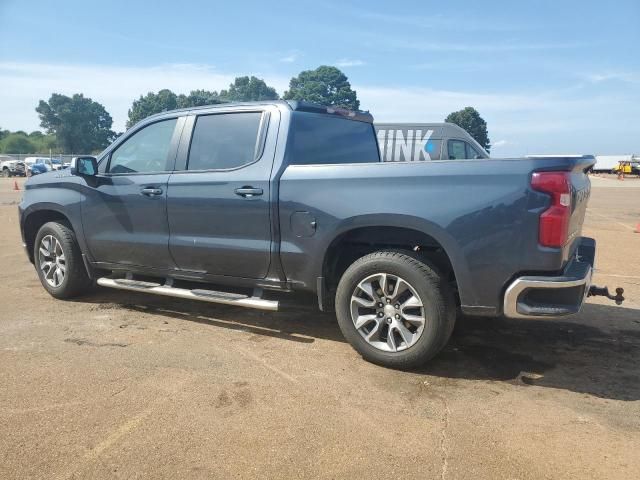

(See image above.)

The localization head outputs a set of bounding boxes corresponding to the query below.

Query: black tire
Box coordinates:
[34,221,91,299]
[2,168,10,178]
[335,251,456,369]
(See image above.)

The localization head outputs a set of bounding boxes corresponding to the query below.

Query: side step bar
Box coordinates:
[96,277,279,311]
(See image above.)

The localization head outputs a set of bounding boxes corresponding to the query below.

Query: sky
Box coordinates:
[0,0,638,157]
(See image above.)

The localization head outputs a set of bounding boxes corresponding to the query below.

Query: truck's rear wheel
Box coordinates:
[335,251,455,369]
[34,221,91,299]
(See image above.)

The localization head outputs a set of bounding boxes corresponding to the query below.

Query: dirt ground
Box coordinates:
[1,175,639,479]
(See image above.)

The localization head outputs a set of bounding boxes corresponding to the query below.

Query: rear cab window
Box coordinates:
[288,112,380,165]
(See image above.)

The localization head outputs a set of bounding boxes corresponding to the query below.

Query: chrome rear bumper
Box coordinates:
[503,237,595,319]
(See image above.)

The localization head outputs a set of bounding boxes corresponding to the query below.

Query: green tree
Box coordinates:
[177,89,224,108]
[33,133,58,152]
[36,93,115,153]
[283,66,360,110]
[219,76,279,102]
[1,133,35,153]
[445,107,491,152]
[127,89,179,128]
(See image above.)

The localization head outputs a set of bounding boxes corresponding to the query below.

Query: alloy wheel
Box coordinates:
[350,273,426,352]
[38,235,66,288]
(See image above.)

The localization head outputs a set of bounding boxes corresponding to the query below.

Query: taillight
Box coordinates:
[531,172,571,248]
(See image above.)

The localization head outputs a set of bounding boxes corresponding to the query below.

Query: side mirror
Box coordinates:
[71,156,98,176]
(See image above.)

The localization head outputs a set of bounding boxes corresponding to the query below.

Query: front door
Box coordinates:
[167,109,277,279]
[81,117,183,270]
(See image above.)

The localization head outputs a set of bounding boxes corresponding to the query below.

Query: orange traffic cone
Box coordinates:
[635,223,640,234]
[13,180,20,191]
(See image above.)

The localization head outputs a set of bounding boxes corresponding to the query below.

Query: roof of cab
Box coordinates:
[140,100,374,125]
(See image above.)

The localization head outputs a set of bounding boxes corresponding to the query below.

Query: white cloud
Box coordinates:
[584,72,639,84]
[335,59,365,67]
[279,52,300,63]
[491,140,511,148]
[0,62,290,132]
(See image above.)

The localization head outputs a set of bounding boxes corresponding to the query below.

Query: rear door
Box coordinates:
[81,116,184,269]
[167,107,278,279]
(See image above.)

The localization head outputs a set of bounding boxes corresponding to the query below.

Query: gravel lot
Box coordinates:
[1,176,639,479]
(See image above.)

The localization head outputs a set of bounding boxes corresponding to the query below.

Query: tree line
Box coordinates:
[0,65,490,155]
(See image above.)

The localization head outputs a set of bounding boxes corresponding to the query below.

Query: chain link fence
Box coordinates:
[1,153,90,163]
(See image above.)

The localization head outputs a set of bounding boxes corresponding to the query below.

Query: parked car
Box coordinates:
[375,123,489,162]
[23,157,53,175]
[0,155,26,177]
[18,100,622,368]
[27,163,48,175]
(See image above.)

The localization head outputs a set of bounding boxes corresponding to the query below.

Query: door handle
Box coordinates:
[235,187,263,198]
[141,187,163,196]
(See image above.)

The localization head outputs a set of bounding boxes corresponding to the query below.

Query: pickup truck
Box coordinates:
[18,100,620,368]
[1,155,26,177]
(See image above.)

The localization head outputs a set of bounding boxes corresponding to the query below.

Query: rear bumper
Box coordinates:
[503,237,595,319]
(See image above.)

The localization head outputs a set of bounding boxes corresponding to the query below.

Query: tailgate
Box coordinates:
[567,157,594,254]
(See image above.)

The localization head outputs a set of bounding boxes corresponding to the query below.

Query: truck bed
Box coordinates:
[278,155,594,315]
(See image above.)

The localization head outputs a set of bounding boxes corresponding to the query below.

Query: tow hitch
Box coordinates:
[588,286,625,305]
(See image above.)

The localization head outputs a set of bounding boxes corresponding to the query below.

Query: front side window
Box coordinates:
[187,112,263,171]
[466,143,482,159]
[289,113,380,165]
[448,140,467,160]
[109,118,177,174]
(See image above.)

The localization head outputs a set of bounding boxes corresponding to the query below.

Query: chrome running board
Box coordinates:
[96,277,279,311]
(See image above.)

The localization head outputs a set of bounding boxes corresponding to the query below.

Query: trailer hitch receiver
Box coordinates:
[588,286,625,305]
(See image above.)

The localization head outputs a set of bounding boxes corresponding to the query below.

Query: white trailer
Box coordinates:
[593,155,634,173]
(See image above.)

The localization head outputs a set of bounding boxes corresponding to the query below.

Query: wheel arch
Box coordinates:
[22,207,75,264]
[318,215,472,310]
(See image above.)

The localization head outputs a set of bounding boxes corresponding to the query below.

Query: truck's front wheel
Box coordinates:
[335,251,455,369]
[34,222,91,299]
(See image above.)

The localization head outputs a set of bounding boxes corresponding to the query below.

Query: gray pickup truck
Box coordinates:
[18,100,622,368]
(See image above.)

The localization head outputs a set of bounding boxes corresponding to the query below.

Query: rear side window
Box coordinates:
[187,112,263,170]
[289,113,380,165]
